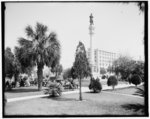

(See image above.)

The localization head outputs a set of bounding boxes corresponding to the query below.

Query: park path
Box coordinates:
[7,83,143,103]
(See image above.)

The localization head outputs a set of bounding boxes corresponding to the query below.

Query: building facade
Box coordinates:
[87,14,119,77]
[87,48,119,75]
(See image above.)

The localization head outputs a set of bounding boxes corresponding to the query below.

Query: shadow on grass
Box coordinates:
[42,96,78,101]
[103,86,136,92]
[85,91,96,94]
[122,103,145,113]
[85,91,102,94]
[5,88,40,93]
[133,87,145,97]
[102,89,116,92]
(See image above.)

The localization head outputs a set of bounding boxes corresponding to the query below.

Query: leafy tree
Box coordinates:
[15,46,34,78]
[112,55,144,82]
[15,22,60,91]
[72,42,91,100]
[131,61,144,81]
[51,64,63,77]
[100,68,106,75]
[137,2,147,44]
[5,47,14,78]
[137,2,145,13]
[107,66,113,73]
[107,75,118,90]
[136,1,146,82]
[63,68,72,80]
[13,57,22,85]
[5,47,22,87]
[112,55,135,81]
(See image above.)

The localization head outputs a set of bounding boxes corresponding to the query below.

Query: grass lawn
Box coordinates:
[81,78,127,87]
[5,79,128,99]
[104,85,144,95]
[5,86,79,99]
[5,86,48,99]
[5,88,145,116]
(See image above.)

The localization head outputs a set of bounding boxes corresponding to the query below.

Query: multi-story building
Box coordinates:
[87,14,119,77]
[87,48,119,75]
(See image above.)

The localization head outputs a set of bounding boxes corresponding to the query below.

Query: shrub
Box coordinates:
[72,79,79,89]
[102,75,106,79]
[45,81,63,97]
[89,77,102,93]
[63,80,73,89]
[63,78,79,90]
[5,81,12,91]
[107,75,118,90]
[131,74,142,86]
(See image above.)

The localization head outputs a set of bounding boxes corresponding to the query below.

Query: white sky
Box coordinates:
[5,2,144,69]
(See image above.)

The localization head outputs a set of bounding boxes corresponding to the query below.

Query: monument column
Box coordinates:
[89,13,94,75]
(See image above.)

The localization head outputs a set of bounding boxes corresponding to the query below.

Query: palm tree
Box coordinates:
[16,22,60,91]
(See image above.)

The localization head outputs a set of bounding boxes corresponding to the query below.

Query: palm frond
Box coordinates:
[15,46,36,68]
[47,32,58,43]
[45,32,60,51]
[135,87,145,97]
[25,25,35,38]
[35,22,48,38]
[137,2,145,12]
[42,32,60,66]
[16,47,36,73]
[134,84,145,97]
[18,37,32,48]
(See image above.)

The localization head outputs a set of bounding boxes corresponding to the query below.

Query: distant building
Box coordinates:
[87,48,119,75]
[87,14,119,77]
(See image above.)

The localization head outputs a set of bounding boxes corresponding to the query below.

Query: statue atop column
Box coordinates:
[89,13,94,25]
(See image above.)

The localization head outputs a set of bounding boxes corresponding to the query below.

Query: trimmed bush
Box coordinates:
[89,77,102,93]
[107,75,118,90]
[131,74,142,86]
[72,79,79,89]
[102,75,106,79]
[45,81,63,97]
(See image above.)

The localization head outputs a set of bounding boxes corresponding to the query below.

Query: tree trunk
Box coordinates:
[56,71,58,78]
[79,77,82,101]
[14,74,17,87]
[112,85,115,90]
[117,74,118,79]
[37,65,43,91]
[14,74,20,88]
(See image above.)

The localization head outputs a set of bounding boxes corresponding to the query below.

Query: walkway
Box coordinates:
[7,83,143,103]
